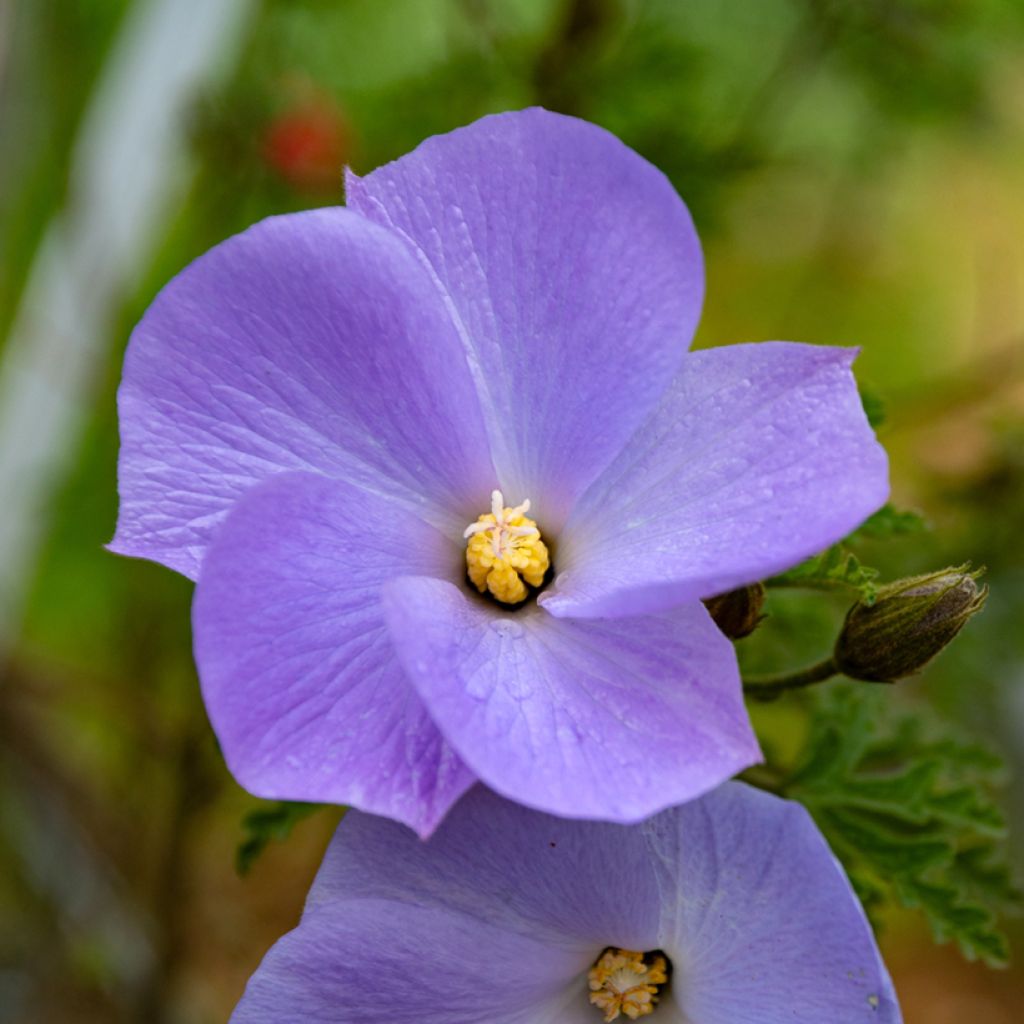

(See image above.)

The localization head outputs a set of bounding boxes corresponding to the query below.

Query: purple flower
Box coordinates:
[230,783,902,1023]
[111,109,888,835]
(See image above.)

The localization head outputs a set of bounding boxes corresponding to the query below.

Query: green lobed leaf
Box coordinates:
[951,846,1023,911]
[767,544,880,603]
[852,503,928,541]
[236,800,322,876]
[766,503,928,602]
[783,684,1021,967]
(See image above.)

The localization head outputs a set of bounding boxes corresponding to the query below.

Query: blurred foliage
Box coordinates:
[235,802,322,877]
[860,384,889,429]
[3,0,1024,1022]
[785,684,1021,967]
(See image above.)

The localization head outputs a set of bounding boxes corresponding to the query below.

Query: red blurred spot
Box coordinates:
[263,96,351,193]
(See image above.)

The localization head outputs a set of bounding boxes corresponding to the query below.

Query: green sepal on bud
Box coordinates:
[834,567,987,683]
[704,583,766,640]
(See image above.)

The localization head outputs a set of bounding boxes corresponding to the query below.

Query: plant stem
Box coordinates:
[743,657,839,700]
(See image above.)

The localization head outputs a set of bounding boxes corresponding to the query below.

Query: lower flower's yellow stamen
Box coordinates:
[464,489,549,605]
[588,948,668,1022]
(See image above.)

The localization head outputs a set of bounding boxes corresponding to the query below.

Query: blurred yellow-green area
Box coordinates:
[2,1,1023,1021]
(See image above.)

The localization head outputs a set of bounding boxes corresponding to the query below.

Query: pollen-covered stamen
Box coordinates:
[588,948,669,1022]
[464,489,550,605]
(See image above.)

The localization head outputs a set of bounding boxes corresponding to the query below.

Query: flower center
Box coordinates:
[463,489,550,605]
[588,948,669,1022]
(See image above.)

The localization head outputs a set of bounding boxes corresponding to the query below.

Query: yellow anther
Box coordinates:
[588,949,668,1022]
[464,490,549,605]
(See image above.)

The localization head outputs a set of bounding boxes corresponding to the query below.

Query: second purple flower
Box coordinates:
[230,783,902,1023]
[111,109,888,835]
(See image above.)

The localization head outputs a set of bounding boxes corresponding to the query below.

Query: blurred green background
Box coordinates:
[1,1,1023,1021]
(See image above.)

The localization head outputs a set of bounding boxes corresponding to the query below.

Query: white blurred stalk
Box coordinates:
[0,0,253,643]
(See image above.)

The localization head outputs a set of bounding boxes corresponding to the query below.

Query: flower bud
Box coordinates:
[704,583,766,640]
[834,568,986,683]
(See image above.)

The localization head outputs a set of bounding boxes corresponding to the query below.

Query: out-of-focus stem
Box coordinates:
[743,657,839,700]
